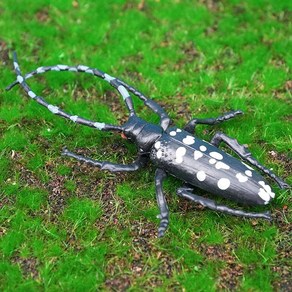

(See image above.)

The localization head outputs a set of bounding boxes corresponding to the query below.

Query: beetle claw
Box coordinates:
[263,211,272,221]
[235,110,244,115]
[158,229,166,238]
[279,181,291,189]
[157,216,169,237]
[158,224,167,237]
[61,147,69,156]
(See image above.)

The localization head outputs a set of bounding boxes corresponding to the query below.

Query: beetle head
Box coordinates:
[122,116,163,152]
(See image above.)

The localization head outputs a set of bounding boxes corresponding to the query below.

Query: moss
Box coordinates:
[0,0,291,290]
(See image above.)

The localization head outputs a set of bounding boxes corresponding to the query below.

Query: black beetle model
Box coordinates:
[8,52,290,237]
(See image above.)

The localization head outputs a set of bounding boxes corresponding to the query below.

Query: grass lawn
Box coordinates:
[0,0,291,290]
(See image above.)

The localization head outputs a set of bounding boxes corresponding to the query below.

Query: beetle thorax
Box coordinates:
[123,116,163,151]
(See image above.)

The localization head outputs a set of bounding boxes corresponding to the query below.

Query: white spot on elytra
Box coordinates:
[196,171,206,181]
[154,141,161,150]
[157,149,162,159]
[170,131,176,136]
[218,178,230,190]
[176,147,186,163]
[194,150,203,160]
[176,129,182,132]
[210,152,223,160]
[183,135,195,145]
[200,145,207,152]
[70,115,78,122]
[69,67,78,72]
[245,170,252,177]
[242,161,254,170]
[259,181,275,198]
[236,173,248,183]
[258,188,270,202]
[215,161,230,170]
[209,158,216,164]
[264,184,272,193]
[48,105,59,114]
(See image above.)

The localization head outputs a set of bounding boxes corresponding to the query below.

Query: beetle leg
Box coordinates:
[184,110,243,134]
[62,148,148,172]
[211,132,290,189]
[155,168,169,237]
[177,187,272,220]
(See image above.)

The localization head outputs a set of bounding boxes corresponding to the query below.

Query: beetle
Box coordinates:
[8,52,290,237]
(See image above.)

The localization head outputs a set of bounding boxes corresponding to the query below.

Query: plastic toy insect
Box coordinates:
[7,52,290,237]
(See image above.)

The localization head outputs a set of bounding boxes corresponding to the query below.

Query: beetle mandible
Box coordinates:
[8,52,290,237]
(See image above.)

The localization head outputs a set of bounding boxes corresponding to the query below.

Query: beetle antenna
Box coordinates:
[7,53,171,130]
[8,53,136,117]
[8,52,138,132]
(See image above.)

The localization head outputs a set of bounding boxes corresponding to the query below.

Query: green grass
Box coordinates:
[0,0,291,291]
